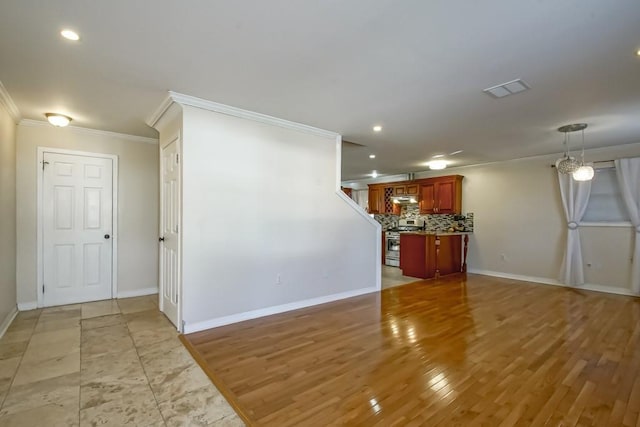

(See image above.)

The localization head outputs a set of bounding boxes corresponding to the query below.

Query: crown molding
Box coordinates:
[146,94,174,128]
[0,80,21,122]
[148,91,339,139]
[19,119,158,144]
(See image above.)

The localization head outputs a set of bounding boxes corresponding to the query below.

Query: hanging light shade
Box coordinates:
[555,126,580,174]
[555,156,580,174]
[573,164,594,181]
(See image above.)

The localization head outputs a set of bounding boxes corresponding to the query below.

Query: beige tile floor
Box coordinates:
[381,265,419,289]
[0,295,243,427]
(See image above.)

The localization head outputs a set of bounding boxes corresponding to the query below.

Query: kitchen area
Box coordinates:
[351,174,474,288]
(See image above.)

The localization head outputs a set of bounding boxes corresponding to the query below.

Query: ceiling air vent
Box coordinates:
[483,79,530,99]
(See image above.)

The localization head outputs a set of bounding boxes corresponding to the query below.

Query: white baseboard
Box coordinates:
[0,306,19,339]
[117,287,158,299]
[184,286,379,334]
[468,269,637,297]
[17,301,38,311]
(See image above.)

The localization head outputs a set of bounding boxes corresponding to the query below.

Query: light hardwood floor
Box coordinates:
[184,274,640,426]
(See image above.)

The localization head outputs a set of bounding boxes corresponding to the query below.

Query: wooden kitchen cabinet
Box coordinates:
[368,187,382,213]
[341,187,353,198]
[368,174,461,215]
[368,185,401,214]
[399,233,462,279]
[393,184,419,196]
[419,175,463,214]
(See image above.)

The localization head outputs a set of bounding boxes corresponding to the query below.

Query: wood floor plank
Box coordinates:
[183,274,640,426]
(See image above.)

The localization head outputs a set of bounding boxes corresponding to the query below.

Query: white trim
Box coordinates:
[17,302,37,311]
[183,286,379,334]
[581,222,633,228]
[20,119,158,144]
[0,306,19,339]
[146,95,174,128]
[117,287,158,299]
[158,132,183,332]
[37,147,119,307]
[467,269,637,297]
[335,134,382,291]
[0,80,20,122]
[149,91,339,139]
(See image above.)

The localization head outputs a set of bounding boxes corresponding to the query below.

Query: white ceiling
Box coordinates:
[1,1,639,180]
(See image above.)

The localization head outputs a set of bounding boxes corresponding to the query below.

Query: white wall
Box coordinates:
[413,143,640,293]
[178,105,378,330]
[0,103,17,333]
[16,122,159,306]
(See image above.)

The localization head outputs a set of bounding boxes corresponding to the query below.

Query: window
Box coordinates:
[582,167,630,224]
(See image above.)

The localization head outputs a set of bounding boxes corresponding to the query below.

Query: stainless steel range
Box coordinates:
[385,219,425,266]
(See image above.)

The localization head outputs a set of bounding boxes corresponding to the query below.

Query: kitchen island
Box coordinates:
[399,232,471,279]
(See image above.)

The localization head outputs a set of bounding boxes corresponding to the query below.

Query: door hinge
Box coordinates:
[42,161,49,170]
[42,284,45,293]
[176,153,179,164]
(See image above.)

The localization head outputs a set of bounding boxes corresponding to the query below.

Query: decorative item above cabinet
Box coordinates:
[368,175,463,214]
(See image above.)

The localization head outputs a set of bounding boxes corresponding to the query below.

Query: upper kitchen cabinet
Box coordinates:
[368,186,382,213]
[368,175,462,214]
[341,187,353,198]
[368,185,401,214]
[419,175,463,214]
[393,183,419,196]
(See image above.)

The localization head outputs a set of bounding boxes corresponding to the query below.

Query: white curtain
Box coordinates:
[615,157,640,294]
[558,172,592,285]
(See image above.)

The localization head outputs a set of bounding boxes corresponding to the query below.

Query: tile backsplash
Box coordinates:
[374,206,474,232]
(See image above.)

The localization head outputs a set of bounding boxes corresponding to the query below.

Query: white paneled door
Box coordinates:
[42,152,113,306]
[160,137,181,329]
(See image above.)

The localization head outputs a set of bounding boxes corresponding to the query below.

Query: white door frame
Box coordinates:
[159,132,182,331]
[36,147,119,308]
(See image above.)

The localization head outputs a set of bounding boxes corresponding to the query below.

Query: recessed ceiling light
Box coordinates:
[449,150,463,155]
[371,171,378,178]
[45,113,72,127]
[373,125,382,132]
[428,160,447,170]
[369,154,376,159]
[432,154,445,158]
[61,29,80,41]
[636,48,640,56]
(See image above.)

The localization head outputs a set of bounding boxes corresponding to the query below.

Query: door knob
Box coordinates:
[104,234,110,239]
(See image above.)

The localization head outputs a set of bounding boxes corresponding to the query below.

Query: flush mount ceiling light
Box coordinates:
[428,160,447,170]
[373,125,382,132]
[371,170,378,178]
[369,154,376,159]
[45,113,72,127]
[60,29,80,41]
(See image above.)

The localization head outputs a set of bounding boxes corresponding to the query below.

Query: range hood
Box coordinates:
[390,195,418,204]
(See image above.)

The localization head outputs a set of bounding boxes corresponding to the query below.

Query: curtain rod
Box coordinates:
[551,159,614,168]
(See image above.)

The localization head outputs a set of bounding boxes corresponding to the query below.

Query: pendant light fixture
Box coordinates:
[556,123,592,181]
[572,125,594,181]
[555,126,580,174]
